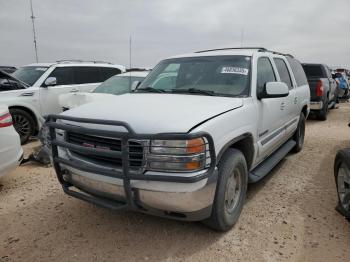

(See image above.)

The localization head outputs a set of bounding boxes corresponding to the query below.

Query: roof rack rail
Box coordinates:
[195,47,294,58]
[268,50,294,58]
[126,67,150,72]
[56,60,113,64]
[195,47,267,53]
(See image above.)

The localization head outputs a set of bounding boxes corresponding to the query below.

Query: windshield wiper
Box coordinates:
[171,88,215,96]
[136,87,166,93]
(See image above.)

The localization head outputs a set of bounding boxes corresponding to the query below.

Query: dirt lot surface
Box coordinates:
[1,104,350,262]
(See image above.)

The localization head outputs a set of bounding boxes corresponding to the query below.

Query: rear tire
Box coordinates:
[334,149,350,219]
[293,113,305,153]
[317,97,328,121]
[9,108,35,144]
[203,148,248,231]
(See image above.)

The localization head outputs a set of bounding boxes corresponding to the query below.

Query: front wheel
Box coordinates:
[293,113,305,153]
[9,108,35,144]
[334,149,350,219]
[203,148,248,231]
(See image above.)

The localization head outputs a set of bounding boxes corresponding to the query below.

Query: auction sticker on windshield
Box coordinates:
[221,67,249,75]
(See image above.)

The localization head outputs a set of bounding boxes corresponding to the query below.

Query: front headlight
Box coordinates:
[147,137,208,172]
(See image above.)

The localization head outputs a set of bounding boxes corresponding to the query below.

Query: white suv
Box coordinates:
[46,48,310,231]
[0,61,125,143]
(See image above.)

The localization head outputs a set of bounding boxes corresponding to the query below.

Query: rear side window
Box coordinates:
[302,65,325,78]
[287,57,308,87]
[73,67,101,84]
[47,67,74,86]
[257,57,276,95]
[274,58,293,89]
[100,67,122,81]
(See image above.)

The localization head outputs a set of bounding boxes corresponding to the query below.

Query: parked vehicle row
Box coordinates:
[44,47,310,231]
[0,61,125,143]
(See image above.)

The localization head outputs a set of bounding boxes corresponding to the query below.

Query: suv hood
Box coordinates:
[59,92,116,110]
[62,93,243,133]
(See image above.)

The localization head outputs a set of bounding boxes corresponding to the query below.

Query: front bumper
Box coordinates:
[309,101,323,110]
[46,114,217,221]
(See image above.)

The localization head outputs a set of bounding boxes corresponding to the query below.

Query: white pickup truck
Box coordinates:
[0,61,125,143]
[46,47,310,231]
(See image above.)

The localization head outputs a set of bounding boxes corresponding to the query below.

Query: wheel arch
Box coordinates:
[217,133,255,170]
[9,105,39,133]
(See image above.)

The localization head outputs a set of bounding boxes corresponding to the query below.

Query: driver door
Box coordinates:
[256,57,287,162]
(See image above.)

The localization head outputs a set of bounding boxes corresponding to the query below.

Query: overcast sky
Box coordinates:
[1,0,350,68]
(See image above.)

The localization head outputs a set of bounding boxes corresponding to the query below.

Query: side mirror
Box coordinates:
[258,82,289,99]
[44,77,57,87]
[131,80,141,92]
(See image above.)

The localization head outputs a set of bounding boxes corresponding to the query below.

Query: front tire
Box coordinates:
[204,148,248,231]
[334,149,350,219]
[293,113,305,153]
[9,108,35,144]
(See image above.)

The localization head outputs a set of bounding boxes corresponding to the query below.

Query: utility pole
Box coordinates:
[29,0,39,62]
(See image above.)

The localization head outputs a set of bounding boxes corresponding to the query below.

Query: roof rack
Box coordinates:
[56,60,113,64]
[195,47,267,53]
[126,67,150,72]
[195,47,294,58]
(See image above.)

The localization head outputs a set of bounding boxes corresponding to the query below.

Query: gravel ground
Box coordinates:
[1,103,350,262]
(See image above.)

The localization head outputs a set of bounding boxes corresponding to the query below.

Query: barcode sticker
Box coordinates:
[221,67,249,75]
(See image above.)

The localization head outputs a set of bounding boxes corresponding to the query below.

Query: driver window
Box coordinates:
[257,57,276,96]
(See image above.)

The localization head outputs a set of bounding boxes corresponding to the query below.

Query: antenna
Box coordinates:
[129,36,132,88]
[240,27,244,47]
[29,0,39,62]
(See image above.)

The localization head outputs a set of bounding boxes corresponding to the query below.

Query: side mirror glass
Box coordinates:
[44,77,57,87]
[131,80,141,92]
[259,82,289,99]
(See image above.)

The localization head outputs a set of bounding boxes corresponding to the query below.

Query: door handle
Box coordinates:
[294,97,298,104]
[70,89,78,93]
[280,102,285,110]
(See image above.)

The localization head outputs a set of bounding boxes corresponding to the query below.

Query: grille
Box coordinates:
[66,132,145,171]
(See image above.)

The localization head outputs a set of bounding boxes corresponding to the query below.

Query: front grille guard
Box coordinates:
[46,114,216,210]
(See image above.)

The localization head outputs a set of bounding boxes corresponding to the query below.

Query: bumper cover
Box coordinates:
[46,114,217,221]
[309,101,323,110]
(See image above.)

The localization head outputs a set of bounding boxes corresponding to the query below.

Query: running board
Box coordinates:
[249,140,296,183]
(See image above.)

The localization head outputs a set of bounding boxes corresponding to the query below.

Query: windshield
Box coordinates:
[12,66,48,86]
[93,75,145,94]
[138,55,251,97]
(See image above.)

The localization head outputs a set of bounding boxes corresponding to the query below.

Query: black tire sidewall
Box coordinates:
[9,109,35,144]
[207,148,248,231]
[334,149,350,218]
[293,113,305,153]
[318,97,328,120]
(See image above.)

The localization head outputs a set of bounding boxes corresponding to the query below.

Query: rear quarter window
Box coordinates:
[287,57,308,87]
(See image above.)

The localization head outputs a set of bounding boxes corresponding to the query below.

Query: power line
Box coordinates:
[29,0,39,62]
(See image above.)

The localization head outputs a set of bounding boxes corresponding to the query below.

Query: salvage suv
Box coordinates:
[0,61,125,143]
[46,47,310,231]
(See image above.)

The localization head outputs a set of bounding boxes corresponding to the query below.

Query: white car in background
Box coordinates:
[0,105,22,178]
[59,70,149,111]
[0,61,125,143]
